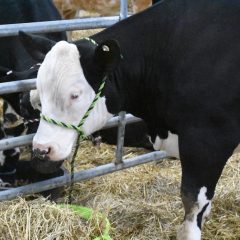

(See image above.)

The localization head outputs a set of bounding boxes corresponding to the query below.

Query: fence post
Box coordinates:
[120,0,128,20]
[115,0,128,164]
[115,111,127,164]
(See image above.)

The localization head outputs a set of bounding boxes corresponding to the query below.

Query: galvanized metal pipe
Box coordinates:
[120,0,128,20]
[0,134,35,151]
[0,78,36,95]
[115,111,126,164]
[0,17,119,37]
[0,151,167,201]
[102,114,141,130]
[0,114,142,151]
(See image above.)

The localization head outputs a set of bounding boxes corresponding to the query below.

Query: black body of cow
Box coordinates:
[19,0,240,235]
[83,0,240,232]
[75,0,240,198]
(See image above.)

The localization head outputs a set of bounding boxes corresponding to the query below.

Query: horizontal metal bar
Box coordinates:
[0,16,119,37]
[0,114,142,151]
[0,151,167,201]
[0,134,35,151]
[0,78,36,95]
[102,114,141,130]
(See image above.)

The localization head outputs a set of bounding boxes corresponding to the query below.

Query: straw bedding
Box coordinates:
[0,140,239,239]
[0,29,239,239]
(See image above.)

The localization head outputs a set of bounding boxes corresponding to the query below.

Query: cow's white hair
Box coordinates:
[33,41,113,161]
[177,187,212,240]
[30,89,41,111]
[149,133,179,159]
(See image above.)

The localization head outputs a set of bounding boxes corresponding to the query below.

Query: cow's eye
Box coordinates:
[71,93,79,100]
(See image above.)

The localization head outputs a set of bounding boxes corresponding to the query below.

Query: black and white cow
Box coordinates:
[18,0,240,238]
[0,0,67,189]
[0,0,177,160]
[0,63,179,179]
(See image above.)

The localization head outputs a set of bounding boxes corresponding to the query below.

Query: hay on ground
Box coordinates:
[0,140,239,239]
[0,197,108,240]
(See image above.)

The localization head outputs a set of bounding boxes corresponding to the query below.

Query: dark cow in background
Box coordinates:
[19,0,240,239]
[0,65,40,115]
[0,64,67,196]
[0,0,67,189]
[0,0,66,71]
[0,0,66,119]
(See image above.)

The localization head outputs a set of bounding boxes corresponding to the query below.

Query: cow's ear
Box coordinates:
[30,89,41,111]
[94,39,121,72]
[18,31,56,61]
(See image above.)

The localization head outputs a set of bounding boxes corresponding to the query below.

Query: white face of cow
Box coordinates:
[33,41,113,161]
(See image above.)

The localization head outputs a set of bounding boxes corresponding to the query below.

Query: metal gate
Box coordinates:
[0,0,167,201]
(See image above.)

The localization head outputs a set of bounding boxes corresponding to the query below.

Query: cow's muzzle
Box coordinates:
[31,148,64,174]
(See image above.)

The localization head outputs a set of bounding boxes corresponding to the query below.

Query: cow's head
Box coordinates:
[19,31,121,173]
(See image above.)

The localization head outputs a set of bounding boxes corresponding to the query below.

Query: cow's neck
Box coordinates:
[91,2,176,129]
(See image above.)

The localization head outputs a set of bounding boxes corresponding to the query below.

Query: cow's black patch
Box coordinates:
[197,203,210,229]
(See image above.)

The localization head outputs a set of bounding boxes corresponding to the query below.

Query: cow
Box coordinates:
[19,0,240,238]
[0,65,179,186]
[0,63,179,178]
[28,83,179,153]
[0,0,67,193]
[53,0,159,19]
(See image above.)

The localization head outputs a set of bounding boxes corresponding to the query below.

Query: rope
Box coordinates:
[67,134,81,203]
[40,77,106,138]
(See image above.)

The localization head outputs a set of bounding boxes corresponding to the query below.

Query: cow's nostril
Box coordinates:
[32,148,48,159]
[46,147,51,154]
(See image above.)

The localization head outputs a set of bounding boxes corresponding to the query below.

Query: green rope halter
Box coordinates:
[40,37,103,139]
[40,77,106,140]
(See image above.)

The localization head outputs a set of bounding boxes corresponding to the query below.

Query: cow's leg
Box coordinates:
[176,126,239,240]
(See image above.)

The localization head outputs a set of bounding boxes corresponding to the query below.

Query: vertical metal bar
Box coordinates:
[115,111,126,164]
[115,0,128,164]
[120,0,128,20]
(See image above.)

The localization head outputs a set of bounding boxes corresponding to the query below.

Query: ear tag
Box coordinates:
[102,45,110,52]
[6,70,13,75]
